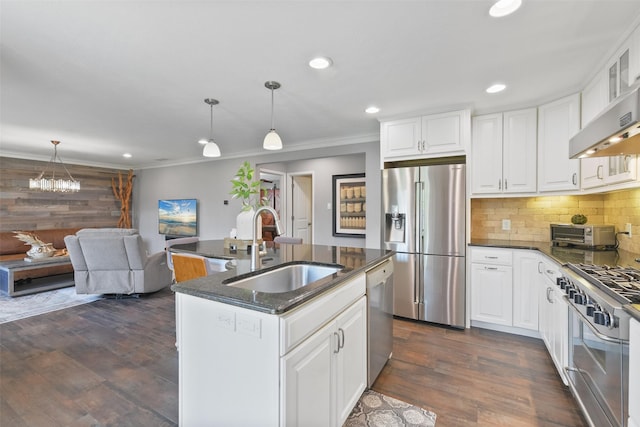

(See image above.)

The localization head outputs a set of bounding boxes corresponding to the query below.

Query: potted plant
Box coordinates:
[230,161,266,240]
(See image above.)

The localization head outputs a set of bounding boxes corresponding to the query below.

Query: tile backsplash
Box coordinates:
[470,187,640,254]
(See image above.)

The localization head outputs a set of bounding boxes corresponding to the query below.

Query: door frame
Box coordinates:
[287,171,314,244]
[258,168,286,233]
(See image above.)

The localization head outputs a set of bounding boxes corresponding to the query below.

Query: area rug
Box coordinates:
[344,390,437,427]
[0,286,101,323]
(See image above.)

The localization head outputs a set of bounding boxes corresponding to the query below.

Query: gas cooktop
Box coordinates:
[566,263,640,305]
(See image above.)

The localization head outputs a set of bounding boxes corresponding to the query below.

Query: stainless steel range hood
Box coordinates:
[570,83,640,158]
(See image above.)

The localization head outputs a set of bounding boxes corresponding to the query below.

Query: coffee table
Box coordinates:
[0,257,74,297]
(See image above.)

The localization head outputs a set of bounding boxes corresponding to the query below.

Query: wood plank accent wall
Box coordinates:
[0,156,129,232]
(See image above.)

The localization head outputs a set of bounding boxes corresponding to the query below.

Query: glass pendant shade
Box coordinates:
[263,130,283,150]
[264,81,283,150]
[203,139,221,157]
[200,98,221,157]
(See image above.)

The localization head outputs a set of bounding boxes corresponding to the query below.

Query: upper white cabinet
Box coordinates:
[607,43,632,103]
[581,155,637,189]
[537,93,581,192]
[581,69,608,127]
[380,109,470,163]
[471,108,537,194]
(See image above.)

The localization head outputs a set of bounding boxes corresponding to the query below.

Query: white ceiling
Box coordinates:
[2,0,640,169]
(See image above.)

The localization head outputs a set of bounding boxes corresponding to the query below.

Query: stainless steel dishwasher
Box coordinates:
[366,258,394,387]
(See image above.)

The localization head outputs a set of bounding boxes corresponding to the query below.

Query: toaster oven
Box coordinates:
[550,224,616,248]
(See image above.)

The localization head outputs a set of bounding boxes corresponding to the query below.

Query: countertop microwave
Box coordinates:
[550,224,616,248]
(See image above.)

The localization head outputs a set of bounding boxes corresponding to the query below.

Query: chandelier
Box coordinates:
[29,140,80,192]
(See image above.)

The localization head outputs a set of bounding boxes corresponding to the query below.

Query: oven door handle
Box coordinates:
[565,296,627,344]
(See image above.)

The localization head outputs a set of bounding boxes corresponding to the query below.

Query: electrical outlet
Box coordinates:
[502,219,511,231]
[625,223,632,238]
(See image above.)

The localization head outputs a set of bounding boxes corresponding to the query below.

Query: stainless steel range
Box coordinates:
[560,263,639,427]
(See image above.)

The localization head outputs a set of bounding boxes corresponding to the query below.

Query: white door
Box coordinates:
[292,175,312,243]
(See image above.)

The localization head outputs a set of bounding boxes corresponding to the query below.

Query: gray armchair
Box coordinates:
[64,228,172,295]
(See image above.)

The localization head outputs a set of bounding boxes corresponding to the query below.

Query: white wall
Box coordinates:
[134,141,381,253]
[261,154,366,248]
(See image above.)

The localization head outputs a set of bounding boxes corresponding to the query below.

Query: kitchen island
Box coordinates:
[170,240,392,427]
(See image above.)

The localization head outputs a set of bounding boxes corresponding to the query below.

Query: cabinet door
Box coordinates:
[470,263,513,326]
[380,117,422,159]
[335,298,367,427]
[550,286,569,385]
[422,110,465,154]
[605,154,637,185]
[581,70,608,127]
[512,251,539,331]
[537,93,581,192]
[471,113,503,194]
[581,157,607,189]
[282,320,335,427]
[503,108,537,193]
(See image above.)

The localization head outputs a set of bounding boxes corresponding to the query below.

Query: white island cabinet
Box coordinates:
[176,272,366,427]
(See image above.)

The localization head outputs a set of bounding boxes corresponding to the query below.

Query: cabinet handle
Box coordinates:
[333,332,340,354]
[504,179,508,190]
[624,155,631,173]
[417,140,422,152]
[572,173,577,186]
[597,165,604,180]
[422,141,426,151]
[484,266,498,271]
[498,179,502,190]
[485,256,498,259]
[537,262,543,274]
[546,269,555,275]
[338,328,345,350]
[546,287,554,304]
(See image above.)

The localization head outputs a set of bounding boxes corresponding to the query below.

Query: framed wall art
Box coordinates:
[332,173,366,237]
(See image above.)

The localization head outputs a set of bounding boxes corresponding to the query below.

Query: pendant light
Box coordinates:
[29,140,80,192]
[200,98,221,157]
[263,81,283,150]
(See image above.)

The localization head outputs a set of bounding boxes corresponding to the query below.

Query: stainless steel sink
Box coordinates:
[223,263,342,293]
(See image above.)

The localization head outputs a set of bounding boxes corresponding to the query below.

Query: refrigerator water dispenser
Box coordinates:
[384,212,405,243]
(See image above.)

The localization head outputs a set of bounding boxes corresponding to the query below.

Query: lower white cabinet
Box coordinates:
[470,248,538,332]
[537,257,568,385]
[283,297,366,427]
[470,262,513,326]
[630,318,640,427]
[176,272,366,427]
[470,248,513,326]
[512,251,540,330]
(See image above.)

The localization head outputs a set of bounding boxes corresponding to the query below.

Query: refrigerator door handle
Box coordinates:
[414,254,421,304]
[414,181,423,253]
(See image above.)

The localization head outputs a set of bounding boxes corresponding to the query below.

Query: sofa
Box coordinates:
[64,228,172,295]
[0,228,80,282]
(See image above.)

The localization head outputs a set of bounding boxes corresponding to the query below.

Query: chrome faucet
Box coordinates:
[251,206,283,271]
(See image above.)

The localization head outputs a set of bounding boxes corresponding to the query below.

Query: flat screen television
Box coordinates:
[158,198,198,237]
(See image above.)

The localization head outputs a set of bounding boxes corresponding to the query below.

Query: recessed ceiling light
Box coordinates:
[365,106,380,114]
[309,57,333,70]
[489,0,522,17]
[123,153,132,158]
[486,83,506,93]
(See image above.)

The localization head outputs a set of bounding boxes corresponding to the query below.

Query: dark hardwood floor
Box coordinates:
[373,318,587,427]
[1,289,587,426]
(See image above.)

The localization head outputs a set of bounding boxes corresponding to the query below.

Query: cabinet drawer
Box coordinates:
[470,248,512,265]
[279,273,365,356]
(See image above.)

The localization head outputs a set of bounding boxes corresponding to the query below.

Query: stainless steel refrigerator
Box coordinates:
[381,161,466,328]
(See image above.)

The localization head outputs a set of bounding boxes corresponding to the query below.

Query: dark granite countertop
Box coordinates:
[469,238,640,319]
[170,240,393,315]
